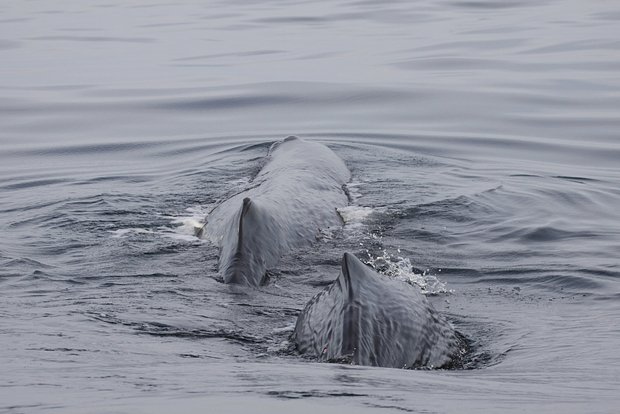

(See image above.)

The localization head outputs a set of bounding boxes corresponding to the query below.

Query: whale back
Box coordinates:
[218,197,282,286]
[294,253,462,368]
[204,137,350,286]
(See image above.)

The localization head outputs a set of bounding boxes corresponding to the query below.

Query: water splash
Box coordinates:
[165,205,208,238]
[363,248,451,295]
[337,205,375,226]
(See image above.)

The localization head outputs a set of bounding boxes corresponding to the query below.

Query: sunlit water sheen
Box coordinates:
[1,1,619,413]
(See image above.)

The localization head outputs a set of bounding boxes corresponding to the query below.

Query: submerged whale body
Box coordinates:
[293,253,464,369]
[203,136,350,286]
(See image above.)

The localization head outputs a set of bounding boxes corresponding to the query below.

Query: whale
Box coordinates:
[202,136,350,286]
[293,252,464,369]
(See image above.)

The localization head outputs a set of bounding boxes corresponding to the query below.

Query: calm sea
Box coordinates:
[1,1,619,413]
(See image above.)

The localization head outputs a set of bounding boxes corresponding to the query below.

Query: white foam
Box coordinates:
[272,324,295,334]
[167,205,208,237]
[337,205,375,226]
[111,206,210,242]
[109,228,155,238]
[363,249,451,295]
[159,205,210,242]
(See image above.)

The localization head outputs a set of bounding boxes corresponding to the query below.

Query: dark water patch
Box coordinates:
[509,173,543,178]
[7,210,70,229]
[416,195,493,217]
[0,84,92,92]
[174,49,284,61]
[172,63,229,68]
[27,35,155,43]
[56,27,103,32]
[253,16,327,25]
[363,403,414,412]
[313,131,620,167]
[522,40,620,55]
[471,271,605,292]
[0,257,55,270]
[29,347,93,353]
[71,175,156,185]
[266,390,368,399]
[491,226,600,244]
[410,38,525,53]
[150,95,295,111]
[179,353,221,359]
[138,21,192,28]
[449,322,506,370]
[0,178,70,191]
[236,303,300,318]
[137,323,263,344]
[104,272,179,280]
[32,141,161,156]
[394,56,620,72]
[592,11,620,21]
[127,2,179,9]
[553,175,601,184]
[0,18,32,24]
[446,0,534,10]
[576,267,620,280]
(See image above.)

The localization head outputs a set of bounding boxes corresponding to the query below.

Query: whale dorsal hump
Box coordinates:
[237,197,253,250]
[338,252,375,303]
[222,197,266,286]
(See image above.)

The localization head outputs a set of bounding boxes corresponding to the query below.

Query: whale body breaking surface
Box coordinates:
[202,136,465,370]
[293,253,465,369]
[202,136,350,286]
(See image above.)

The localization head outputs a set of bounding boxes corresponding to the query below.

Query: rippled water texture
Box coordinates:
[1,1,619,413]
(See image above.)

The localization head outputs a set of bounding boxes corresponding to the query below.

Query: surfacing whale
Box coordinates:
[293,253,464,369]
[202,136,350,286]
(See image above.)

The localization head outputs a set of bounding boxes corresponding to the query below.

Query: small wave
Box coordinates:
[343,181,364,201]
[88,312,261,343]
[28,35,155,43]
[266,390,368,399]
[490,225,600,243]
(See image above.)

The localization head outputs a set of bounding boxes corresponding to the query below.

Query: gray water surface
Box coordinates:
[1,1,619,413]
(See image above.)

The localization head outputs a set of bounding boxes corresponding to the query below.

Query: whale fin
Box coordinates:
[294,252,464,368]
[338,252,372,302]
[338,252,375,358]
[221,197,268,286]
[237,197,253,251]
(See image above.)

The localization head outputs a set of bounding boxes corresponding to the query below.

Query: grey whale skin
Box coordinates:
[293,253,463,369]
[203,136,350,286]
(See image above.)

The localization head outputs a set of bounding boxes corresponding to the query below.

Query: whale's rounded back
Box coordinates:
[294,253,463,368]
[204,137,350,286]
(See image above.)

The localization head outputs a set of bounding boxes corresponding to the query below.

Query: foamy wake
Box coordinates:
[109,206,209,242]
[109,228,155,238]
[166,206,208,238]
[337,205,375,225]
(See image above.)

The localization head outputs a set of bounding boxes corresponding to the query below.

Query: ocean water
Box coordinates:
[1,0,619,413]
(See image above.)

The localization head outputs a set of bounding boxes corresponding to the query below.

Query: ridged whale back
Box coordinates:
[204,137,350,286]
[294,253,462,368]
